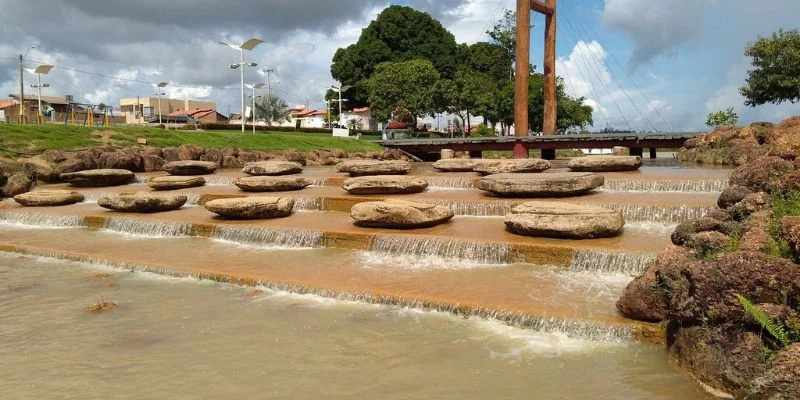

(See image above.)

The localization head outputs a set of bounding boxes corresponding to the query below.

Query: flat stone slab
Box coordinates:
[477,172,604,197]
[163,161,219,176]
[336,160,410,177]
[60,169,135,187]
[97,192,187,213]
[242,161,303,176]
[342,175,428,195]
[204,197,294,219]
[148,176,206,191]
[350,199,454,229]
[432,159,477,172]
[472,159,551,175]
[505,201,624,239]
[568,156,643,172]
[14,190,85,207]
[235,176,312,192]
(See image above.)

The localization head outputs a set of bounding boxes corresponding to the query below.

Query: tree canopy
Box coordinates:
[364,59,440,123]
[255,95,290,124]
[330,5,459,109]
[740,29,800,107]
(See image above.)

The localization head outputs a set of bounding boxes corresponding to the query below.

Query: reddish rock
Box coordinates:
[718,185,754,209]
[617,246,693,322]
[730,156,795,193]
[200,148,224,165]
[729,192,771,220]
[767,116,800,159]
[142,154,165,172]
[177,144,205,160]
[97,150,142,171]
[222,156,242,169]
[779,216,800,258]
[671,217,724,245]
[741,344,800,400]
[162,147,180,163]
[684,231,733,256]
[778,170,800,194]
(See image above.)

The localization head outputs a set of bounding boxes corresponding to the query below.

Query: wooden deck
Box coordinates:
[379,132,698,159]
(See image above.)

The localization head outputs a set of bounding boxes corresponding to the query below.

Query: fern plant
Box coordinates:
[735,294,790,348]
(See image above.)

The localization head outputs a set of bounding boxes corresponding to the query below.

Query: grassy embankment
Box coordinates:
[0,124,383,158]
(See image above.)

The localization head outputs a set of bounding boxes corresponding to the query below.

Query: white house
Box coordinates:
[341,107,378,130]
[278,107,326,129]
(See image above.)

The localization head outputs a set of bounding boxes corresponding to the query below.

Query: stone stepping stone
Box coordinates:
[342,175,428,195]
[235,176,312,192]
[472,159,551,175]
[350,199,454,229]
[204,197,294,219]
[242,161,303,176]
[60,169,135,187]
[477,172,604,197]
[98,192,187,213]
[567,156,643,172]
[148,176,206,191]
[432,159,477,172]
[14,190,84,207]
[163,160,219,176]
[336,160,410,177]
[504,201,624,239]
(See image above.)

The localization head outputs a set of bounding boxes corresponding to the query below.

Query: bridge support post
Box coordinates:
[541,149,556,160]
[630,148,643,158]
[649,148,657,159]
[469,150,483,159]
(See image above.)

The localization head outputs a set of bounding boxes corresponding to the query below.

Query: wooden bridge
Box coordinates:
[379,132,699,160]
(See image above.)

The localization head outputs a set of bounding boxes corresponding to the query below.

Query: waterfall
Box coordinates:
[0,211,84,228]
[212,225,324,248]
[292,196,321,212]
[583,202,716,224]
[568,249,656,275]
[103,218,194,237]
[425,176,475,190]
[371,235,510,264]
[307,177,328,187]
[603,179,728,193]
[203,176,237,185]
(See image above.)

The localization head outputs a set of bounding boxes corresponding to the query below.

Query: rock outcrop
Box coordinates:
[242,161,303,176]
[432,159,477,172]
[14,190,85,207]
[504,201,624,239]
[350,199,454,229]
[477,172,604,197]
[97,192,187,213]
[567,156,643,172]
[342,176,428,195]
[204,197,294,219]
[162,160,219,176]
[60,169,135,187]
[235,176,312,192]
[336,160,411,176]
[472,159,551,175]
[148,176,206,191]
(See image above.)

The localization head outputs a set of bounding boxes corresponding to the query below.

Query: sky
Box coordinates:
[0,0,798,132]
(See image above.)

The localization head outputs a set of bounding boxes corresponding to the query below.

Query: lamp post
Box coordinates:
[18,45,36,124]
[329,85,352,127]
[26,64,54,124]
[154,82,168,125]
[219,38,264,132]
[245,83,266,134]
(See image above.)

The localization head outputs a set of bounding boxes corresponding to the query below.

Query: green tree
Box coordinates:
[255,95,291,125]
[527,73,593,133]
[434,71,494,136]
[364,59,440,125]
[740,29,800,106]
[705,107,739,128]
[330,5,460,108]
[487,10,516,68]
[466,42,513,84]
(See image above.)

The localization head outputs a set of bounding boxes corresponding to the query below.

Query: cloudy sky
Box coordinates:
[0,0,798,131]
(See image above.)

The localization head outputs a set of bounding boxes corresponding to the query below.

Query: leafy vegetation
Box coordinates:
[741,29,800,106]
[767,190,800,260]
[255,95,291,125]
[0,124,382,158]
[736,294,793,349]
[706,108,740,128]
[364,59,440,123]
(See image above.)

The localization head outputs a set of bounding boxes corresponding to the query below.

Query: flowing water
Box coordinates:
[0,254,712,400]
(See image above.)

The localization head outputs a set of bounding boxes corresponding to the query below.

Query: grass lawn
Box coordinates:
[0,124,383,157]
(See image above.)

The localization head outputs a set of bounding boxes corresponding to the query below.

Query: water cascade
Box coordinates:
[0,211,84,228]
[568,249,657,276]
[371,235,511,264]
[425,176,475,190]
[212,225,324,248]
[603,179,728,193]
[103,218,194,237]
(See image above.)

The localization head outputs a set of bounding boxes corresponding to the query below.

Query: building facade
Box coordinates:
[119,97,217,125]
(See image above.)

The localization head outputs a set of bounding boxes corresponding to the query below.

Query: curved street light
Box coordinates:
[153,82,169,125]
[26,64,54,124]
[219,38,264,132]
[246,82,266,133]
[18,45,36,123]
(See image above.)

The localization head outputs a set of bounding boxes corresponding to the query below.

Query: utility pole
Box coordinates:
[264,68,274,101]
[18,54,24,124]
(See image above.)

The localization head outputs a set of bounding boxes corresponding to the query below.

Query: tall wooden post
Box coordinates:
[542,0,557,136]
[513,0,531,159]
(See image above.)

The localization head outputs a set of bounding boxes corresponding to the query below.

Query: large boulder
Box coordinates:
[242,161,303,176]
[22,157,59,183]
[97,150,142,171]
[177,144,205,161]
[235,176,312,192]
[779,216,800,259]
[432,159,477,172]
[617,246,693,322]
[718,185,754,209]
[148,176,206,191]
[728,192,770,220]
[472,159,551,175]
[13,190,84,207]
[503,201,624,239]
[336,160,411,176]
[350,199,454,229]
[766,116,800,159]
[1,172,33,197]
[60,169,134,187]
[741,344,800,400]
[684,231,733,256]
[163,160,219,176]
[200,148,224,165]
[567,156,643,172]
[204,197,294,219]
[730,156,794,193]
[342,175,428,195]
[142,154,165,172]
[477,172,603,197]
[98,192,187,213]
[671,217,725,245]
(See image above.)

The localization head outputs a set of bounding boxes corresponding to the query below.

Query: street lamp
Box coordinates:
[18,45,36,123]
[245,82,266,134]
[219,38,264,132]
[153,82,168,125]
[26,64,54,124]
[329,85,352,127]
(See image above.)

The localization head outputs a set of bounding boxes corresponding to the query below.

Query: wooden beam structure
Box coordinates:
[514,0,557,159]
